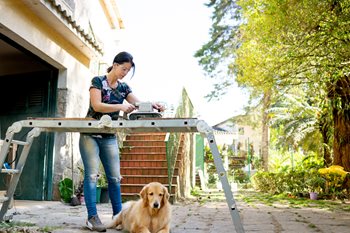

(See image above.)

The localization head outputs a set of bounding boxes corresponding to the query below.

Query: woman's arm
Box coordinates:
[90,88,136,113]
[125,92,141,105]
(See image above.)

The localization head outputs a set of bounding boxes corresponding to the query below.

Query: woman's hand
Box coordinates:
[152,103,166,112]
[120,103,136,113]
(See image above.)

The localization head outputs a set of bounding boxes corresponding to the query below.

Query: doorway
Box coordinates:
[0,34,58,200]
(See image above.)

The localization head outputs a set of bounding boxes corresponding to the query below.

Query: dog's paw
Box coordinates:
[116,224,123,230]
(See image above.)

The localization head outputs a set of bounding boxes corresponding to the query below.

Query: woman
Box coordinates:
[79,51,164,232]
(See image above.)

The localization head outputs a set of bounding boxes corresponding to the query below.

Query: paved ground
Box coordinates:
[1,190,350,233]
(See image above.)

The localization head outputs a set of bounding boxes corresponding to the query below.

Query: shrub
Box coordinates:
[319,165,349,199]
[252,170,309,196]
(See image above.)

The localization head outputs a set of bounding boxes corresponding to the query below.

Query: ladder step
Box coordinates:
[1,169,20,174]
[11,140,29,146]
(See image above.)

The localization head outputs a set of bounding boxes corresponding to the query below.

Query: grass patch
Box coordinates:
[191,188,227,204]
[0,221,36,228]
[236,189,350,212]
[190,187,349,213]
[308,223,316,228]
[0,221,61,232]
[190,187,201,197]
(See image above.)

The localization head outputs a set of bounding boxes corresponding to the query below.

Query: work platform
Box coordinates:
[0,116,245,233]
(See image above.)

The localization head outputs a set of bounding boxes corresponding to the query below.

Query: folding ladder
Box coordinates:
[0,116,245,233]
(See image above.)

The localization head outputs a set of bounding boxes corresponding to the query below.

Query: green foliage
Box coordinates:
[268,91,326,152]
[190,187,201,197]
[197,0,350,169]
[205,143,250,187]
[268,149,298,172]
[268,150,323,173]
[204,145,214,162]
[0,221,36,228]
[205,144,226,162]
[252,170,317,196]
[58,178,73,203]
[251,171,279,194]
[232,169,250,183]
[251,156,263,170]
[319,165,349,199]
[0,221,61,232]
[305,175,326,193]
[252,151,328,196]
[97,174,108,188]
[195,0,243,100]
[97,163,108,188]
[207,173,218,188]
[236,190,350,212]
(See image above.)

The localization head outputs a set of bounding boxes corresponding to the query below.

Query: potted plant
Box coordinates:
[305,175,325,200]
[75,180,84,204]
[58,178,73,203]
[97,164,109,203]
[76,166,85,204]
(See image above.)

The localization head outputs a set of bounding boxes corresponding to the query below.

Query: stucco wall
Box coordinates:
[0,0,123,200]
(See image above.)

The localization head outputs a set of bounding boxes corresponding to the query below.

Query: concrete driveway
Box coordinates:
[1,190,350,233]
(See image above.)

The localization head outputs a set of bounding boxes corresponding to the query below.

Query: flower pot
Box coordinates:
[100,187,110,203]
[79,195,85,205]
[309,192,318,200]
[96,187,101,203]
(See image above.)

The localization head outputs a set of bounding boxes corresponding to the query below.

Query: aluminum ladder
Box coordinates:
[0,116,245,233]
[0,126,40,221]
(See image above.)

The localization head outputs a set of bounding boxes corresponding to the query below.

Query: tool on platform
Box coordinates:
[124,102,163,120]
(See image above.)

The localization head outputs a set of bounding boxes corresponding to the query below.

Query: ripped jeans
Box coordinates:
[79,133,122,218]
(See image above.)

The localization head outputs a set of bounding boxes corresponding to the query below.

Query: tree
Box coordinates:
[268,90,330,158]
[237,0,350,171]
[195,0,243,99]
[196,0,350,171]
[195,0,273,170]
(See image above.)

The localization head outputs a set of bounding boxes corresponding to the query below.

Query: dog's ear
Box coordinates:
[164,186,170,200]
[162,185,170,205]
[140,184,149,207]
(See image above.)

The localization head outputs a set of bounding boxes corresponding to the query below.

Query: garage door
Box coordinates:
[0,70,57,200]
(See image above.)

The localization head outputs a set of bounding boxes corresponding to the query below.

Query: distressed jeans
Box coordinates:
[79,133,122,218]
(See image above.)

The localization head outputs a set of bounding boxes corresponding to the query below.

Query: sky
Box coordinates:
[116,0,249,125]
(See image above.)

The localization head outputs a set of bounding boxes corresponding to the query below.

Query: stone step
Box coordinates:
[120,167,178,176]
[120,132,179,204]
[121,193,177,204]
[120,153,167,160]
[121,183,176,194]
[126,133,166,141]
[120,160,179,168]
[123,140,165,147]
[121,175,177,185]
[120,146,166,154]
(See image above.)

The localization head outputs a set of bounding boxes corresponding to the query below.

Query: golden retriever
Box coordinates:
[107,182,171,233]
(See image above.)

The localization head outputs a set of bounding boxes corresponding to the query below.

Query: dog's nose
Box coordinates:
[153,202,159,208]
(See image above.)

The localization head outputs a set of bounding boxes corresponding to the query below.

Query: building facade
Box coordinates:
[0,0,124,200]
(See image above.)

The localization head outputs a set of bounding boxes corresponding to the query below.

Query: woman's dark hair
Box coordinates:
[107,51,135,77]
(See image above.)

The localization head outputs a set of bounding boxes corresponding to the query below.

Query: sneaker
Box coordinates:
[86,215,107,232]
